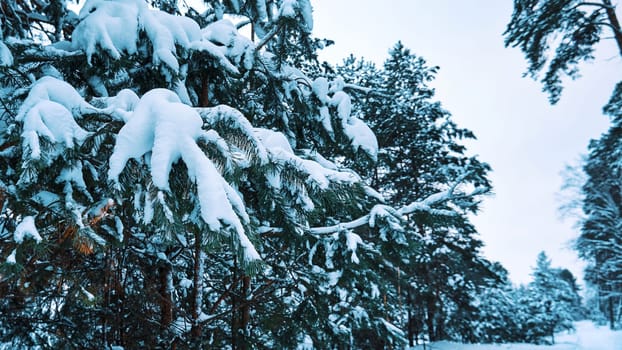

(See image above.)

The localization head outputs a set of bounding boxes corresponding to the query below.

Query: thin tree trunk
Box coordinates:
[425,295,436,342]
[240,275,251,350]
[231,267,239,350]
[191,232,204,338]
[199,74,209,107]
[603,0,622,57]
[158,263,173,329]
[102,248,110,347]
[609,296,615,330]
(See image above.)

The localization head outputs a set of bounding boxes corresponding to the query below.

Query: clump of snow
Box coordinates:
[296,334,314,350]
[151,10,201,50]
[312,77,378,159]
[345,231,362,264]
[279,0,297,18]
[108,88,178,180]
[108,88,259,262]
[254,128,293,154]
[327,270,342,287]
[17,76,100,122]
[21,100,89,159]
[57,162,92,202]
[0,41,13,66]
[297,0,314,33]
[179,278,193,289]
[370,283,380,299]
[368,205,402,232]
[312,77,329,104]
[32,191,61,207]
[254,127,358,190]
[278,0,313,33]
[6,249,17,264]
[81,286,95,302]
[74,0,201,73]
[74,0,140,64]
[87,75,109,97]
[201,19,255,70]
[197,105,268,165]
[343,118,377,159]
[96,88,140,122]
[14,216,42,244]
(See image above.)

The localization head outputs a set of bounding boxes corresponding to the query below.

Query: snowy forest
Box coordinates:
[0,0,620,349]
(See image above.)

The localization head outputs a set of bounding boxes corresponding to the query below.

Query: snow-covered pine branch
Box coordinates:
[309,174,489,235]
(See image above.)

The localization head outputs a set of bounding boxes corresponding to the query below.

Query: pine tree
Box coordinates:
[524,251,577,344]
[577,120,622,329]
[335,42,493,345]
[0,1,491,348]
[504,0,622,108]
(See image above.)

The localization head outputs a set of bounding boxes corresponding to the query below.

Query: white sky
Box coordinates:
[312,0,622,285]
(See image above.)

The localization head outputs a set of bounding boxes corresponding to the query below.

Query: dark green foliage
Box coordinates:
[504,0,622,104]
[576,119,622,329]
[336,42,494,345]
[0,2,497,349]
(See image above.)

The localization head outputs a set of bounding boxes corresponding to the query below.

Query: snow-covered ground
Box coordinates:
[411,321,622,350]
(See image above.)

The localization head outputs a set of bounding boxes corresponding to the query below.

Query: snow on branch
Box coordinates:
[72,0,255,75]
[18,77,96,160]
[107,88,260,263]
[196,105,268,166]
[17,76,101,121]
[0,41,14,66]
[14,216,42,244]
[309,173,489,235]
[312,77,378,160]
[199,19,255,70]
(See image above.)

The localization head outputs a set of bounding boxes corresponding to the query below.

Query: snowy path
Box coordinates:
[410,321,622,350]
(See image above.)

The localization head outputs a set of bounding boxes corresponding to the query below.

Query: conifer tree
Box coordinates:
[336,42,493,345]
[504,0,622,108]
[578,120,622,329]
[0,1,490,348]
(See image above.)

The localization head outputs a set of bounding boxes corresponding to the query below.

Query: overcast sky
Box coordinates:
[311,0,622,285]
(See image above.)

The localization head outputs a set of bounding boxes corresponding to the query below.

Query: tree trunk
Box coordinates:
[425,295,436,342]
[407,304,414,347]
[231,263,239,349]
[158,263,173,329]
[603,0,622,57]
[191,232,204,338]
[609,296,615,330]
[240,275,251,350]
[199,74,209,107]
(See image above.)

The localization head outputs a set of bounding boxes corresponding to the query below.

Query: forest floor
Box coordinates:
[410,321,622,350]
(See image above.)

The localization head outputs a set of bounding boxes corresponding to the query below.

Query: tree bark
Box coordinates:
[231,269,239,350]
[425,295,436,342]
[603,0,622,57]
[240,275,251,350]
[199,74,209,107]
[158,263,173,329]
